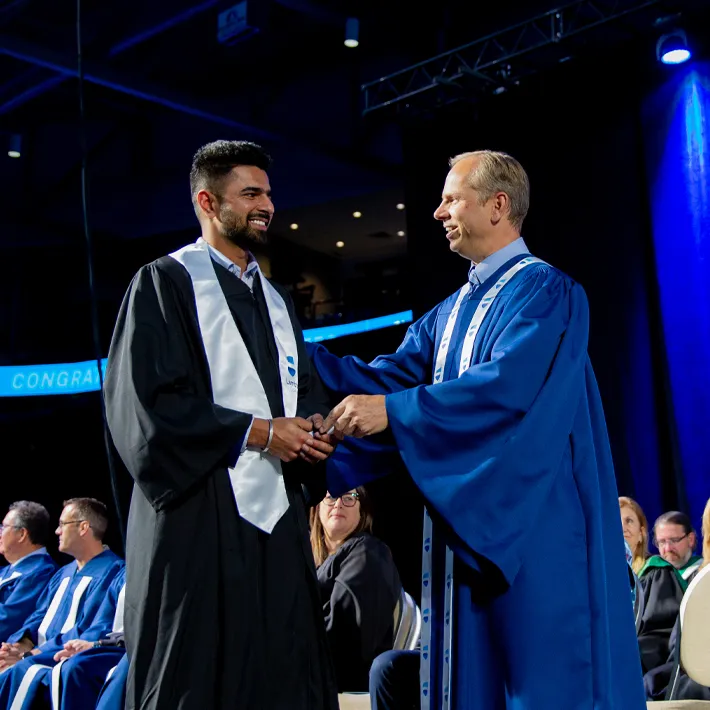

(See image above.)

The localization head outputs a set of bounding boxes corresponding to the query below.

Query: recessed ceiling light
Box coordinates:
[397,230,405,237]
[289,223,299,230]
[336,241,345,248]
[352,211,362,218]
[396,203,405,210]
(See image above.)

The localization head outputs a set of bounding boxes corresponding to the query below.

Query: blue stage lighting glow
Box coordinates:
[0,310,414,397]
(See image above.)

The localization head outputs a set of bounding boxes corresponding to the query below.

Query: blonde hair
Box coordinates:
[619,496,649,574]
[449,150,530,231]
[309,487,373,568]
[701,498,710,569]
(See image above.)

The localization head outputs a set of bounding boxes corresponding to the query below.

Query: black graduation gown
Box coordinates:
[316,532,402,692]
[104,255,338,710]
[637,566,685,673]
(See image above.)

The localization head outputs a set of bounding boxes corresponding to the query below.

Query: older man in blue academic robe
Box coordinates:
[311,151,646,710]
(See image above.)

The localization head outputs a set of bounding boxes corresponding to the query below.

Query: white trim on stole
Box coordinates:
[170,238,297,533]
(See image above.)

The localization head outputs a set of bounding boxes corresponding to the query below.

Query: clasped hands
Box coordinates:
[246,394,387,465]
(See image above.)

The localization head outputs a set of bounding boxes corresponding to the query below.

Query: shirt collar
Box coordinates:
[9,547,47,569]
[204,240,259,279]
[468,237,529,287]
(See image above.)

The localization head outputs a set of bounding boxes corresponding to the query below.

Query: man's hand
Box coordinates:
[320,395,388,438]
[247,416,330,463]
[54,639,94,662]
[0,642,29,671]
[300,413,341,464]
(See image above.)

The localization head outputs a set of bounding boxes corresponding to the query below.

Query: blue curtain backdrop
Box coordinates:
[642,61,710,534]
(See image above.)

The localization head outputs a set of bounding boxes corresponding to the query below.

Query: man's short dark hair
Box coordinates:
[8,501,51,546]
[63,498,109,541]
[654,510,694,535]
[189,140,272,207]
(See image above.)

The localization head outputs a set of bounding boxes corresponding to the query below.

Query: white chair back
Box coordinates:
[392,589,422,651]
[679,564,710,687]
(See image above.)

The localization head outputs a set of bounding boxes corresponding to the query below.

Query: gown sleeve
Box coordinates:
[7,569,62,645]
[385,268,590,585]
[0,566,55,643]
[308,308,441,495]
[104,262,253,511]
[306,306,439,399]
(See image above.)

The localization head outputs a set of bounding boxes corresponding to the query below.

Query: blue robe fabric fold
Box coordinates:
[308,259,646,709]
[96,653,129,710]
[57,646,127,710]
[0,553,57,643]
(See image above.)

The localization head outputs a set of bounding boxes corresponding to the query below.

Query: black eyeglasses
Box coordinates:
[57,519,87,528]
[653,532,690,548]
[323,493,360,508]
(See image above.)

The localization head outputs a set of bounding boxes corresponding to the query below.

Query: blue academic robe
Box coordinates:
[309,257,646,709]
[0,551,123,710]
[95,653,129,710]
[52,567,127,710]
[0,551,57,642]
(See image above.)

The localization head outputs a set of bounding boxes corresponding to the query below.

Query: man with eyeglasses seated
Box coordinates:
[637,510,702,674]
[0,502,57,642]
[0,498,123,709]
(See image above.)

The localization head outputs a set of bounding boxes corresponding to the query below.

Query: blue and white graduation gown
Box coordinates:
[309,240,647,709]
[50,567,126,710]
[0,550,123,709]
[0,550,57,642]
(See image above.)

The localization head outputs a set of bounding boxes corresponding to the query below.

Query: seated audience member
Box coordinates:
[21,567,126,710]
[619,496,649,575]
[0,498,123,708]
[310,487,402,692]
[0,501,57,641]
[643,498,710,702]
[637,510,702,673]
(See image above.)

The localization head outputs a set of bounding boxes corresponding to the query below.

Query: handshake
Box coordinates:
[246,394,388,465]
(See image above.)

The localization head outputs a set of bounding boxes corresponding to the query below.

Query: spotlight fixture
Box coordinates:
[289,223,299,230]
[656,30,691,65]
[396,203,405,210]
[344,18,359,48]
[352,211,362,218]
[7,134,21,158]
[336,241,345,248]
[397,231,405,237]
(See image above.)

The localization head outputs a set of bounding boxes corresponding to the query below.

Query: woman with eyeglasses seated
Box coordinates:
[310,487,402,693]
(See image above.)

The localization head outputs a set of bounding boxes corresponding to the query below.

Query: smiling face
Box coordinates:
[433,156,505,262]
[197,164,274,251]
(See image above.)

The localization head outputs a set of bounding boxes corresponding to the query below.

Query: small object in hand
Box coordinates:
[326,425,335,436]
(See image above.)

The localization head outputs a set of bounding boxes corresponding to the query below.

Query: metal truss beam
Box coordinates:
[362,0,661,115]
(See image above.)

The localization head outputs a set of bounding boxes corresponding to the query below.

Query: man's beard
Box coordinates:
[219,206,269,250]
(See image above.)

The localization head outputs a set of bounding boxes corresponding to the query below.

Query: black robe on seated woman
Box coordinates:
[317,532,403,692]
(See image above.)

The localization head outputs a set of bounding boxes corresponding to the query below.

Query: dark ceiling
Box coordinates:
[0,0,706,260]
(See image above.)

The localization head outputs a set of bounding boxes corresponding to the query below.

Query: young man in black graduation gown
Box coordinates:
[104,140,340,710]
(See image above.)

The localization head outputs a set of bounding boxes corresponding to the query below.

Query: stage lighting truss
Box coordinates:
[362,0,662,115]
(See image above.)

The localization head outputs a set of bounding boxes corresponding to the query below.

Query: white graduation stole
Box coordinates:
[420,255,543,710]
[170,238,296,534]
